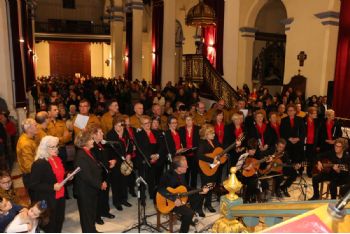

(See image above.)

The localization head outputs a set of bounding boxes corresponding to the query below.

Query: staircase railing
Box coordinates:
[183,54,240,108]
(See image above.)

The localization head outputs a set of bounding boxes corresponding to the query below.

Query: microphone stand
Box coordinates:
[108,141,158,233]
[161,131,173,171]
[327,188,350,220]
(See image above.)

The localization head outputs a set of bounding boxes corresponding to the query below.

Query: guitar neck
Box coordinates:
[178,188,202,197]
[217,141,239,158]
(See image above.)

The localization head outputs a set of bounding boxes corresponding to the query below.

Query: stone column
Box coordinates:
[0,0,27,131]
[161,0,176,87]
[223,0,240,88]
[109,5,124,79]
[127,0,144,80]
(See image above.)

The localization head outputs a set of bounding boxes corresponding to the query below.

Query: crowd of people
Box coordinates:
[0,75,349,233]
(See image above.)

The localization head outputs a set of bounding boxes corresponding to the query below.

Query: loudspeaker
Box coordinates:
[327,81,334,106]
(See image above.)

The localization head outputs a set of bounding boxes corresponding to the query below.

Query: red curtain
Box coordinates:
[151,0,163,85]
[333,0,350,118]
[203,26,217,67]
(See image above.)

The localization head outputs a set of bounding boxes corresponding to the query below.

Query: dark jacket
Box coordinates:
[280,116,306,144]
[178,125,200,156]
[74,149,102,197]
[29,159,58,207]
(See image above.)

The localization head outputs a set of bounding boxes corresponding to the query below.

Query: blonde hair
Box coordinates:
[326,109,335,118]
[35,136,59,160]
[199,123,214,140]
[74,130,93,148]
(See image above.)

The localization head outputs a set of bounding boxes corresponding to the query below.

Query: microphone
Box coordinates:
[101,140,120,145]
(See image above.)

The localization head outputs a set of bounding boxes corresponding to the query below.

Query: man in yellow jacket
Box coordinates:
[72,99,101,136]
[16,118,38,196]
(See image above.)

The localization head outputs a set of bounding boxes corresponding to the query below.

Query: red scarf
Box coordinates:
[290,117,295,128]
[127,127,134,140]
[186,128,193,156]
[214,123,224,144]
[306,118,315,144]
[147,131,157,144]
[270,123,280,139]
[48,156,65,199]
[171,130,181,150]
[234,126,243,139]
[256,123,266,146]
[326,120,334,140]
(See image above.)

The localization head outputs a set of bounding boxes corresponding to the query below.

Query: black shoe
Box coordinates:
[101,213,115,219]
[121,201,132,207]
[96,218,104,225]
[309,195,320,200]
[196,210,205,217]
[190,219,199,226]
[115,205,123,211]
[205,205,216,213]
[282,188,291,197]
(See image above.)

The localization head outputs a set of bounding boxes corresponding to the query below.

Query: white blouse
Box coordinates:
[5,214,38,233]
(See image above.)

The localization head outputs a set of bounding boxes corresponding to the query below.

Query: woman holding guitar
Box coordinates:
[197,124,222,212]
[235,138,261,203]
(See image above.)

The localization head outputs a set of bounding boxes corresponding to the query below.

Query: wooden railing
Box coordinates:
[183,54,240,108]
[227,199,350,232]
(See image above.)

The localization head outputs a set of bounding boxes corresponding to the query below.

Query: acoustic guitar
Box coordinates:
[312,159,348,175]
[156,183,215,214]
[242,152,283,177]
[199,136,245,176]
[259,158,305,175]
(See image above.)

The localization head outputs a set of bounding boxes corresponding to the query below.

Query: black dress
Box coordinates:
[74,148,102,233]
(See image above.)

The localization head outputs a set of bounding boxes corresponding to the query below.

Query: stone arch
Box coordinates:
[245,0,288,29]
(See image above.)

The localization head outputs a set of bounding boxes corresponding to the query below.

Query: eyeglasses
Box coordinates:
[47,145,58,149]
[142,122,151,125]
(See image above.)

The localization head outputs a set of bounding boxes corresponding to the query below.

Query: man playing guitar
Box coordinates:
[309,138,350,200]
[262,138,300,198]
[157,156,209,233]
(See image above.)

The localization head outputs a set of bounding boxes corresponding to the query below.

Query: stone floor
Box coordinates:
[11,162,316,233]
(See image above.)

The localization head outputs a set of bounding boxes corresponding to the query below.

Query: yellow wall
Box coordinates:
[35,41,50,77]
[36,0,104,24]
[90,42,112,78]
[233,0,340,96]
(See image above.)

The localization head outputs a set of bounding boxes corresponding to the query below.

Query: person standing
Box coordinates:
[16,119,38,198]
[29,136,66,232]
[74,130,104,233]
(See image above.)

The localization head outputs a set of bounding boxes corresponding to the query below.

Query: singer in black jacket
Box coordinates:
[280,104,306,164]
[74,131,103,233]
[164,116,183,157]
[106,116,134,210]
[318,109,342,153]
[90,125,115,224]
[179,114,200,188]
[134,115,165,200]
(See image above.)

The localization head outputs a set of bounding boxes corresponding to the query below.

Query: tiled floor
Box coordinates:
[11,162,315,233]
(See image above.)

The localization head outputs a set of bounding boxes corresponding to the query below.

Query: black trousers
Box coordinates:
[43,198,66,233]
[286,142,305,163]
[97,181,111,218]
[185,156,198,188]
[237,172,260,203]
[305,144,317,176]
[110,167,128,207]
[22,173,33,199]
[77,192,98,233]
[312,171,350,199]
[173,193,204,233]
[200,173,216,207]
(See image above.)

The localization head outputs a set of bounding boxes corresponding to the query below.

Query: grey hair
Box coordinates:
[21,118,36,132]
[35,136,59,160]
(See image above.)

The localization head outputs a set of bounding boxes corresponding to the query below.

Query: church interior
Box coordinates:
[1,0,350,233]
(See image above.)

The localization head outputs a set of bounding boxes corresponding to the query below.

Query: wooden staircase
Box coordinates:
[182,54,240,108]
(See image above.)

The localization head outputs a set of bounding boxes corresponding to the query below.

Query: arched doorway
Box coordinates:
[251,0,287,89]
[175,20,184,82]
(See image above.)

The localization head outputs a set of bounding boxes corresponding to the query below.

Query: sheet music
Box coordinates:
[74,114,89,129]
[59,167,81,187]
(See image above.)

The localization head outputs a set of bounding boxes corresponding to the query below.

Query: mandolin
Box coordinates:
[156,183,215,214]
[199,136,245,176]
